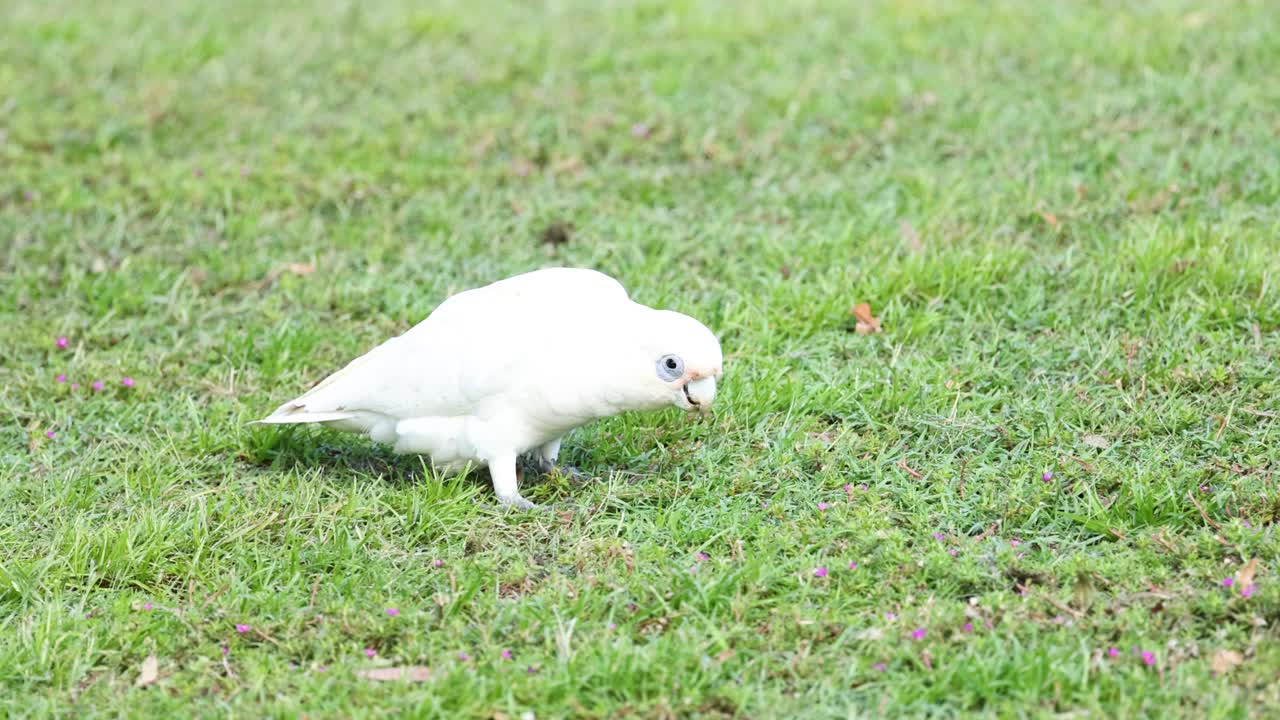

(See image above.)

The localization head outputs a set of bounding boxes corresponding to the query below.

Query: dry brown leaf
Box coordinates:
[852,303,882,334]
[1039,211,1060,229]
[1237,557,1260,589]
[1082,434,1111,449]
[357,666,432,682]
[716,649,735,663]
[284,262,316,276]
[135,655,159,687]
[1210,649,1243,675]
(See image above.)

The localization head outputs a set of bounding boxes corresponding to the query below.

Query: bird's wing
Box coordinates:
[258,268,631,423]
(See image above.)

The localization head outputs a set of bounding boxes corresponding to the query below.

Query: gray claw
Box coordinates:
[497,494,542,511]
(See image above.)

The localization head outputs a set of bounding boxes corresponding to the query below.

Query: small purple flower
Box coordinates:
[931,532,946,541]
[695,552,709,562]
[962,622,974,633]
[501,649,513,660]
[761,501,769,509]
[885,612,897,621]
[1200,484,1211,493]
[848,561,858,570]
[235,624,251,634]
[630,123,650,138]
[385,608,399,617]
[911,628,926,640]
[433,559,443,568]
[1242,584,1258,599]
[1108,647,1119,658]
[872,662,887,672]
[526,665,539,674]
[121,377,135,388]
[1222,577,1234,588]
[1141,651,1155,666]
[1242,520,1253,528]
[817,502,830,512]
[71,383,79,389]
[56,374,67,383]
[56,336,69,349]
[843,483,852,492]
[859,484,868,491]
[457,652,471,661]
[92,381,104,392]
[607,622,617,630]
[1010,539,1022,548]
[1042,471,1054,482]
[45,430,55,439]
[948,549,959,557]
[142,602,153,611]
[364,648,376,658]
[814,566,828,578]
[221,645,229,656]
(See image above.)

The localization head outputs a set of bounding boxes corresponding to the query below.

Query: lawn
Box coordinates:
[3,0,1279,716]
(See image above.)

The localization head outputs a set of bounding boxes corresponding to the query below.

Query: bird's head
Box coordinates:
[616,308,723,413]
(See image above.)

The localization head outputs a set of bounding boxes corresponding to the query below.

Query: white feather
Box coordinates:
[256,267,723,509]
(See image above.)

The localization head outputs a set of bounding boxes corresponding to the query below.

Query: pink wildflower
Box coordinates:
[848,561,858,570]
[121,377,135,388]
[911,628,926,640]
[92,381,104,391]
[364,648,376,658]
[235,624,251,634]
[1222,577,1234,588]
[1242,584,1258,599]
[817,502,829,511]
[501,649,513,660]
[56,374,67,383]
[962,622,974,633]
[56,336,69,349]
[872,662,887,672]
[814,567,828,578]
[1141,651,1155,666]
[385,608,400,617]
[45,430,55,439]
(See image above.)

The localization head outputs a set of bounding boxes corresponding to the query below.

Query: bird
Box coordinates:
[255,267,723,509]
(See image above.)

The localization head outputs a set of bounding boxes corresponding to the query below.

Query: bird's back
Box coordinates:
[261,268,631,423]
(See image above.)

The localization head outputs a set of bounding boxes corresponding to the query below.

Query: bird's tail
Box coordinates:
[251,401,355,425]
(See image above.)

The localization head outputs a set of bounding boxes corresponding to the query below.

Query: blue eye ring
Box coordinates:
[656,354,684,382]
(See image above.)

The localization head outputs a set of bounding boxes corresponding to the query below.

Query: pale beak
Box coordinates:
[682,375,717,411]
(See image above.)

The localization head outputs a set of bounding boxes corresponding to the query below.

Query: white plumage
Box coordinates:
[256,267,723,509]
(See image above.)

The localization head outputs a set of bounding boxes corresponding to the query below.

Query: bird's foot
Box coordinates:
[496,493,546,512]
[549,464,594,483]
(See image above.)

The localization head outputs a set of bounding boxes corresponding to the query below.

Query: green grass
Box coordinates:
[3,0,1279,716]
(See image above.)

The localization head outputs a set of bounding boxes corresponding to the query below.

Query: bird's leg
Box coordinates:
[534,437,592,482]
[488,453,540,511]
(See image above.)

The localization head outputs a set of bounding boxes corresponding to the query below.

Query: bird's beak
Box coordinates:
[681,375,717,412]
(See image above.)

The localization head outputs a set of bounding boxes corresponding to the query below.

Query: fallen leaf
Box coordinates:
[716,649,735,663]
[284,262,316,276]
[357,666,432,682]
[1210,649,1244,675]
[852,303,882,334]
[1237,557,1260,588]
[1039,211,1060,229]
[135,655,159,687]
[1082,434,1111,449]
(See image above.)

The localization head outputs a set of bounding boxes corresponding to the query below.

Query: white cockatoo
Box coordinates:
[256,267,723,509]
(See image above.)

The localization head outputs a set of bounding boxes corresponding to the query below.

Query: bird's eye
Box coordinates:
[656,354,684,381]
